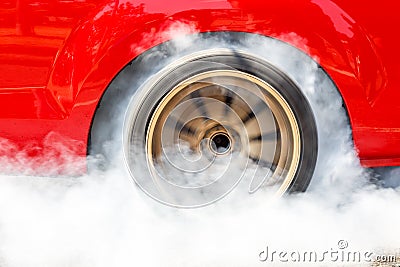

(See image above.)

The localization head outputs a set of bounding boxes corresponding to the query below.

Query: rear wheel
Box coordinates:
[90,32,322,208]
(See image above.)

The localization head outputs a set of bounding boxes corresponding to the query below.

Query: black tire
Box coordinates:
[89,32,338,207]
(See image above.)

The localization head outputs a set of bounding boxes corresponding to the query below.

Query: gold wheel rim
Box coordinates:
[145,69,301,195]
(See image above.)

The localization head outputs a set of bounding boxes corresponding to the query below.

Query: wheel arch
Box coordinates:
[44,1,384,159]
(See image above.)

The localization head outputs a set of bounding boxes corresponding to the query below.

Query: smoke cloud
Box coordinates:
[0,22,399,267]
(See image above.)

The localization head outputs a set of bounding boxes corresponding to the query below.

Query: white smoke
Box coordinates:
[0,22,399,267]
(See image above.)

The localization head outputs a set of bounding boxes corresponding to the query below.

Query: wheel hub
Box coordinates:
[209,132,231,155]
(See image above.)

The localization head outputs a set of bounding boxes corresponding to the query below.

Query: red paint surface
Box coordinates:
[0,0,399,168]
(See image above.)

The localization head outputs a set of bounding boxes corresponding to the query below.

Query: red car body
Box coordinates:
[0,0,399,168]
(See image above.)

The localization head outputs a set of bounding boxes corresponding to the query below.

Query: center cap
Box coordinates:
[210,132,232,155]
